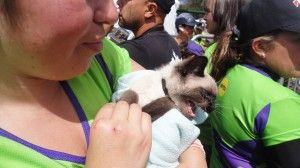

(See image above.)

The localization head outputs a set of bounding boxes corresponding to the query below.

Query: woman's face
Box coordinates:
[0,0,118,80]
[203,0,217,34]
[264,32,300,78]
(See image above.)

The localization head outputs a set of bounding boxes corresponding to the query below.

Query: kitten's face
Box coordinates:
[159,56,217,118]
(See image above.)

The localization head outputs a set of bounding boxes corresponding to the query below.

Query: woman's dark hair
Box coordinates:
[210,0,281,82]
[209,0,257,82]
[0,0,18,27]
[211,0,240,37]
[207,0,240,82]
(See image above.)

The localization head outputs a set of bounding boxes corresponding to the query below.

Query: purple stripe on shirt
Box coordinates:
[60,81,90,145]
[0,81,92,164]
[232,140,264,165]
[214,130,253,168]
[254,104,271,135]
[0,128,86,164]
[213,103,270,167]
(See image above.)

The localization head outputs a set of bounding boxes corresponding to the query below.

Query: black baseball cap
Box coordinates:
[237,0,300,43]
[175,13,198,27]
[155,0,175,14]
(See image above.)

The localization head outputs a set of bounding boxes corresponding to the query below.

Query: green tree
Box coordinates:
[178,0,204,17]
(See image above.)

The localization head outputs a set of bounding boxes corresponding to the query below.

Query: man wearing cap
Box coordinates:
[174,13,204,58]
[174,13,198,47]
[117,0,181,69]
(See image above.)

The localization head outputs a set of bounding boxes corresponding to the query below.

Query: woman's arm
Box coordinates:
[264,138,300,168]
[178,139,208,168]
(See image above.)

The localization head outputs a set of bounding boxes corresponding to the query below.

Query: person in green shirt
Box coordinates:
[0,1,206,167]
[210,0,300,167]
[202,0,240,75]
[0,1,152,167]
[200,0,240,162]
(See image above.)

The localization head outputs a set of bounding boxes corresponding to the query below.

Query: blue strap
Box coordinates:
[95,54,114,93]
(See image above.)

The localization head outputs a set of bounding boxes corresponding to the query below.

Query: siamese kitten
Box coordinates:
[118,56,217,121]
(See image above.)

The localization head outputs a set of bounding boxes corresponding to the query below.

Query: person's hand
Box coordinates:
[85,101,152,168]
[177,139,207,168]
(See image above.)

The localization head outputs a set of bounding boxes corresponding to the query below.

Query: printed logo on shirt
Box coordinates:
[218,78,228,96]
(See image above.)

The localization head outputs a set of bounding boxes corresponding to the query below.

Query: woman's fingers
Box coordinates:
[92,103,115,128]
[141,112,151,135]
[86,101,152,168]
[111,101,130,122]
[128,103,142,128]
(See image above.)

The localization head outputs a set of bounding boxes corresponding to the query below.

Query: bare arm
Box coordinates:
[177,139,207,168]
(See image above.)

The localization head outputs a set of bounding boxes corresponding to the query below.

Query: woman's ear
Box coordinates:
[251,37,267,61]
[145,2,157,18]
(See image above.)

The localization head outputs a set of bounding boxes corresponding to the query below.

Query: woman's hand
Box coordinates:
[85,101,152,168]
[177,139,207,168]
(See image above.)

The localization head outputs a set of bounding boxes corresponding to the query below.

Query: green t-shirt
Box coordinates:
[67,38,132,123]
[210,64,300,168]
[204,42,217,74]
[197,42,217,162]
[0,38,131,168]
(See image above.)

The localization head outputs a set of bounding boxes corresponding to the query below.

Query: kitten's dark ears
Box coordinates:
[178,56,208,77]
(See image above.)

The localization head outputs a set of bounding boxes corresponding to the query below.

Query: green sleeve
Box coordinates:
[263,98,300,146]
[67,38,132,121]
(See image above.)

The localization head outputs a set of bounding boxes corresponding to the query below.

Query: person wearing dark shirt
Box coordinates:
[117,0,181,69]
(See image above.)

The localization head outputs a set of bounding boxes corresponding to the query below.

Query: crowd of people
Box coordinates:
[0,0,299,168]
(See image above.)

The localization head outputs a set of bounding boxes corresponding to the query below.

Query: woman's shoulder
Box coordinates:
[101,38,132,76]
[218,64,295,107]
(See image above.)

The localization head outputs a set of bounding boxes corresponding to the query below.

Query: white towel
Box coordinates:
[147,109,200,168]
